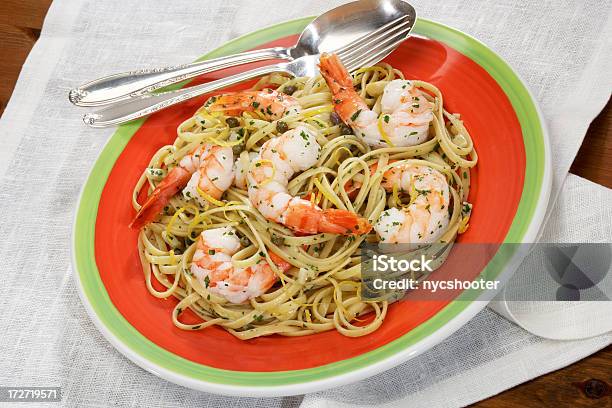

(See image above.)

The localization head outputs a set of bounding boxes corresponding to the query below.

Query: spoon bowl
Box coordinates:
[292,0,416,59]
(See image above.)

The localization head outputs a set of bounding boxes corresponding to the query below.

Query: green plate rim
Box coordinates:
[73,17,546,387]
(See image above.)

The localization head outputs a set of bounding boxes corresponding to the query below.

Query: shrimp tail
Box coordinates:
[319,208,372,235]
[343,180,361,200]
[268,252,292,272]
[284,202,371,235]
[129,167,192,229]
[319,53,354,91]
[342,162,382,199]
[319,53,369,124]
[207,92,249,116]
[207,90,299,120]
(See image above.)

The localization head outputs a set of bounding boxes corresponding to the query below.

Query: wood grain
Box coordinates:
[472,345,612,407]
[571,101,612,188]
[0,1,609,406]
[0,0,51,113]
[0,0,52,29]
[0,23,38,113]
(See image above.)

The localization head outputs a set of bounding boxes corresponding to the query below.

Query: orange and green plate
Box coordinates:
[72,17,551,396]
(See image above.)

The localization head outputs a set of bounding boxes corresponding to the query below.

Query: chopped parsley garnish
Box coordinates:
[415,188,431,195]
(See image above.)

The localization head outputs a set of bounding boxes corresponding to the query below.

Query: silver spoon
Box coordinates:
[69,0,416,107]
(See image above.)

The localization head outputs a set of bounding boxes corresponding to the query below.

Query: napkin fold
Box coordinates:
[489,175,612,341]
[0,1,610,407]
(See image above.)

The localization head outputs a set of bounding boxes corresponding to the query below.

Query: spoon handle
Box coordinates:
[69,47,291,107]
[82,63,291,128]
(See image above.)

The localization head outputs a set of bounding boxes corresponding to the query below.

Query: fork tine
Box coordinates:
[334,15,409,57]
[337,19,412,62]
[345,35,409,72]
[340,24,412,68]
[345,44,397,72]
[342,25,411,69]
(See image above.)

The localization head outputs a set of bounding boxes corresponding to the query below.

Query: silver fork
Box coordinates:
[83,18,414,128]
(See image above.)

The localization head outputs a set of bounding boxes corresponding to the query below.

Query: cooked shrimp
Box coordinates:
[205,89,301,120]
[130,145,233,229]
[247,126,372,235]
[191,226,292,304]
[319,53,434,148]
[374,163,450,244]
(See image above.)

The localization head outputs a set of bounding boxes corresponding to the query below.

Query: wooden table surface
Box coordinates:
[0,1,610,406]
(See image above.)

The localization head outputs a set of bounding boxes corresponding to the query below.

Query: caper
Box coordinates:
[283,85,297,95]
[340,124,353,135]
[271,235,285,246]
[276,120,289,133]
[232,142,244,156]
[330,111,342,125]
[226,117,240,128]
[239,235,251,247]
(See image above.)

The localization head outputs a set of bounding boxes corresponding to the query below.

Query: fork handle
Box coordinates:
[83,63,290,128]
[69,47,291,107]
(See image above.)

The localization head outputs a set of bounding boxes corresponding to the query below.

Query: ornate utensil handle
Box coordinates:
[69,47,290,107]
[83,63,289,128]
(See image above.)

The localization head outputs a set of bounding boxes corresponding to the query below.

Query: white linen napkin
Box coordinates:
[0,1,610,407]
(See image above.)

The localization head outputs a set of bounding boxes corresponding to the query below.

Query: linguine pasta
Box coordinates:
[132,63,477,340]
